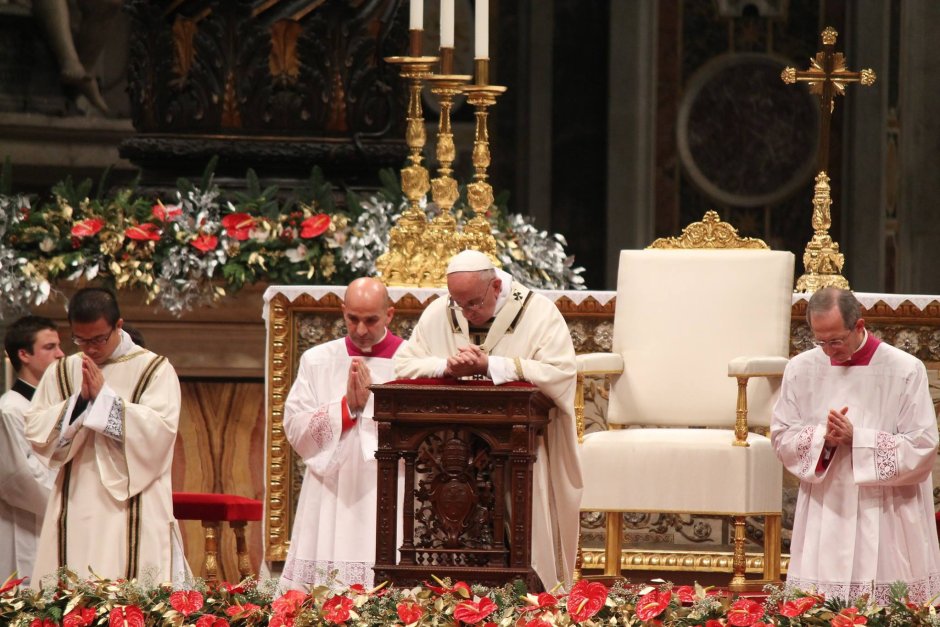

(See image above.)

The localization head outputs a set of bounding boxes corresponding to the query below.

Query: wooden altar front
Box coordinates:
[371,381,554,589]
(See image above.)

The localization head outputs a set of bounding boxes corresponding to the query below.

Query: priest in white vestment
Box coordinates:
[771,287,940,605]
[394,250,583,591]
[0,316,63,580]
[280,277,405,591]
[24,288,188,586]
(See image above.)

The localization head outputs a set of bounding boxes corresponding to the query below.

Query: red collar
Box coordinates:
[830,331,880,366]
[345,332,403,358]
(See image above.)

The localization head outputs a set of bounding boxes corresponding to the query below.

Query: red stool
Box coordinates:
[173,492,263,583]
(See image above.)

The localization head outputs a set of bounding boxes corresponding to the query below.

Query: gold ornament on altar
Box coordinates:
[796,172,848,292]
[783,26,875,293]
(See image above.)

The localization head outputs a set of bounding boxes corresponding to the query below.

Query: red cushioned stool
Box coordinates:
[173,492,262,583]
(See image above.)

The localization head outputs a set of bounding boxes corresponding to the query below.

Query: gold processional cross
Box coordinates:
[781,26,876,292]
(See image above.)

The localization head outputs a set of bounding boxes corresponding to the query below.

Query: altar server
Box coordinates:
[394,249,583,590]
[25,288,188,586]
[771,287,940,604]
[279,277,405,591]
[0,316,63,580]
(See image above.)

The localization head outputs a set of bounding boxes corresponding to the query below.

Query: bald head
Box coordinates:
[343,277,394,351]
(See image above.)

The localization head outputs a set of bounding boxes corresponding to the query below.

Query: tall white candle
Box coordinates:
[474,0,488,58]
[441,0,455,48]
[410,0,423,30]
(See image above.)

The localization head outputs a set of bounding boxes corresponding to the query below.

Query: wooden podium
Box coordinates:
[372,380,554,589]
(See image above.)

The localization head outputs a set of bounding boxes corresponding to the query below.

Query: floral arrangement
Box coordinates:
[0,161,585,318]
[2,571,938,627]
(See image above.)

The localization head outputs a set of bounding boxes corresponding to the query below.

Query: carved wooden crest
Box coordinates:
[647,211,768,250]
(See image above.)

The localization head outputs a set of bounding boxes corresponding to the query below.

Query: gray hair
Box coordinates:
[806,287,861,329]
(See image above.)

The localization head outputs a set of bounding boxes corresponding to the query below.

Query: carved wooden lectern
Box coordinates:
[372,380,554,589]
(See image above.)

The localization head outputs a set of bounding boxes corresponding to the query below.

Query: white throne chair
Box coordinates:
[577,211,794,590]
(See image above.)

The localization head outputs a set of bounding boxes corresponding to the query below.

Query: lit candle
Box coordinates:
[474,0,488,59]
[440,0,455,48]
[410,0,423,30]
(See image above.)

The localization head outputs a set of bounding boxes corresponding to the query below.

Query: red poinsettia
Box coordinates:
[169,589,204,617]
[71,218,105,238]
[108,605,145,627]
[453,597,497,624]
[125,222,161,241]
[221,213,255,240]
[62,607,96,627]
[152,201,182,221]
[566,579,609,623]
[191,233,219,252]
[300,214,330,238]
[322,595,355,623]
[831,607,868,626]
[397,600,424,624]
[0,574,26,594]
[634,589,671,622]
[195,616,230,627]
[778,595,818,617]
[727,598,766,626]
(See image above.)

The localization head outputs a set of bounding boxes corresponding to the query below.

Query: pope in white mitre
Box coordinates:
[394,250,583,590]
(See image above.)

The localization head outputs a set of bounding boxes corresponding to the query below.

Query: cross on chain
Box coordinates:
[782,26,876,173]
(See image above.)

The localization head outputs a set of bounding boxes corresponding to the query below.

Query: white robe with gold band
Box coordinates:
[394,274,583,590]
[24,332,188,586]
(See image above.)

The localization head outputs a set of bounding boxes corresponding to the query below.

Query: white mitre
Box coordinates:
[446,249,494,274]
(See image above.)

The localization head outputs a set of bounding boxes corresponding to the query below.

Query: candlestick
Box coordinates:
[440,0,454,48]
[410,0,423,30]
[474,0,488,59]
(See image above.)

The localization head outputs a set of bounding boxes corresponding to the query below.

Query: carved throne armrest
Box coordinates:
[726,356,788,446]
[575,352,625,442]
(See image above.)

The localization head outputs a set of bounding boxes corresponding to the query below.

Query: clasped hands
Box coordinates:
[824,406,853,448]
[346,357,372,415]
[80,354,104,401]
[443,344,488,378]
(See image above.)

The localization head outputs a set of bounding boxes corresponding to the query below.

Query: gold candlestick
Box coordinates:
[795,171,849,292]
[375,52,438,286]
[461,58,506,265]
[421,53,471,287]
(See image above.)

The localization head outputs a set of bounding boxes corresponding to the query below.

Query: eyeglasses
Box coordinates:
[447,281,494,313]
[812,330,852,349]
[72,328,114,347]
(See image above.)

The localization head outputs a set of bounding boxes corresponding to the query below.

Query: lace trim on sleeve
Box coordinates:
[797,425,815,478]
[102,398,125,441]
[307,405,334,451]
[875,431,898,481]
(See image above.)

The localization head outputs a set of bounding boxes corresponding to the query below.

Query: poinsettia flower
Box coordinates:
[453,597,497,624]
[62,607,96,627]
[152,200,182,221]
[169,589,204,616]
[397,600,424,624]
[225,602,262,618]
[778,596,818,617]
[195,616,230,627]
[71,218,104,238]
[831,607,868,626]
[221,213,255,240]
[566,579,608,623]
[125,222,161,241]
[0,574,27,594]
[300,213,330,238]
[272,589,307,616]
[424,578,472,597]
[634,589,671,622]
[191,233,219,252]
[727,598,765,626]
[108,604,145,627]
[322,594,355,623]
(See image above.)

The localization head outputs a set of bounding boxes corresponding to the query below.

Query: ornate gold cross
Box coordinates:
[782,26,876,172]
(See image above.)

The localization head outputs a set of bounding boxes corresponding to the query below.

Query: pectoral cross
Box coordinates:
[782,26,876,173]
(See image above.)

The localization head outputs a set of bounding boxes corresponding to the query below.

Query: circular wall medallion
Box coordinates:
[677,53,820,207]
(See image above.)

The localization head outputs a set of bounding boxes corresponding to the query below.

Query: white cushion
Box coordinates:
[728,355,788,377]
[577,352,624,374]
[579,428,782,513]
